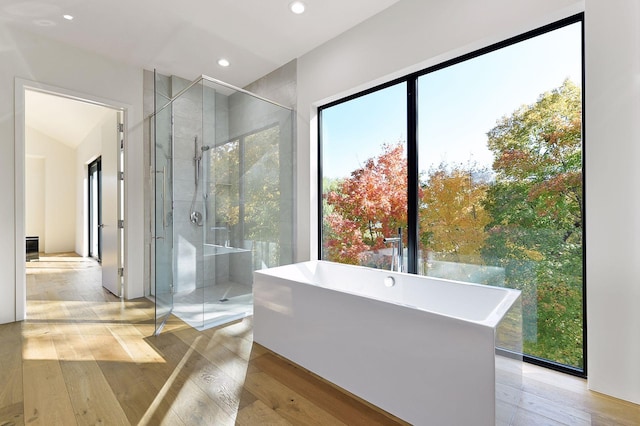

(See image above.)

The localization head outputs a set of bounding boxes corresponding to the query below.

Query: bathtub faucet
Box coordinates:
[383,227,403,273]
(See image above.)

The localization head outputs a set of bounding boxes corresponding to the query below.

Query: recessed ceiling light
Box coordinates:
[289,1,306,14]
[218,58,230,67]
[63,14,74,20]
[33,19,56,27]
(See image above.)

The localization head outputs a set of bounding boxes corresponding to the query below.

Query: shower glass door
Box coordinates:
[154,71,174,334]
[198,80,294,329]
[151,72,294,332]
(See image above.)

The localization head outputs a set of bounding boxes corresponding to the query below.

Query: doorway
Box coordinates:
[16,80,127,317]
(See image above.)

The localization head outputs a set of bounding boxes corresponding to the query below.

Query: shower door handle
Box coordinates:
[154,167,167,240]
[161,166,167,240]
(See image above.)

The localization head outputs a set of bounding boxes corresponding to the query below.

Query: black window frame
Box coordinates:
[318,13,586,377]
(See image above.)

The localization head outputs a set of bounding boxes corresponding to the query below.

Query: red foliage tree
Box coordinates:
[323,142,407,264]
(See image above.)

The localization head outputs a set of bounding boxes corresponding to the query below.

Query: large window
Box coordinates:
[319,15,584,374]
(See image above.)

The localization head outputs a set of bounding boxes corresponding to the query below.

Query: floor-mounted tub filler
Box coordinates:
[254,260,523,426]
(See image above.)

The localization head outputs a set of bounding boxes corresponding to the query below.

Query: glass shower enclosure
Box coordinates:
[153,74,294,333]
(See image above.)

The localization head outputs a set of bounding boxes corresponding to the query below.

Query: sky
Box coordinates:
[321,22,582,179]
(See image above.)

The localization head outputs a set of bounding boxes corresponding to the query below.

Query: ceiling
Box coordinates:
[25,90,115,149]
[7,0,402,150]
[1,0,402,89]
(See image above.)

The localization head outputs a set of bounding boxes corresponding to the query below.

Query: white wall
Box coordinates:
[0,25,145,324]
[584,0,640,405]
[74,116,106,257]
[25,127,76,254]
[296,0,640,405]
[25,156,45,250]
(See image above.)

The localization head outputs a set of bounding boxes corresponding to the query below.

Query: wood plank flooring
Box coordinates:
[0,254,637,425]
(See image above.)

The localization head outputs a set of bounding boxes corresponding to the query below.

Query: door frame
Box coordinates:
[14,78,128,320]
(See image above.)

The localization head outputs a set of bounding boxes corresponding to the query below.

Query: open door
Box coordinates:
[101,111,121,296]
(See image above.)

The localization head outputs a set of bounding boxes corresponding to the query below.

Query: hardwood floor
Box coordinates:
[0,254,638,425]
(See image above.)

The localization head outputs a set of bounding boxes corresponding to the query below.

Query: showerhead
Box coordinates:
[201,145,211,151]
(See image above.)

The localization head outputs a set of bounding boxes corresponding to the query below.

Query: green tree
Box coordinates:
[209,126,282,265]
[483,79,583,367]
[244,127,281,242]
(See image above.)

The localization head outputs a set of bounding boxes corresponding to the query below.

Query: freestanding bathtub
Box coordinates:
[253,260,522,425]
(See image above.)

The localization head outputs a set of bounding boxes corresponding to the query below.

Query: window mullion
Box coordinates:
[407,77,419,274]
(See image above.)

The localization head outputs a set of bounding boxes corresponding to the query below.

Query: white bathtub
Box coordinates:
[253,260,522,425]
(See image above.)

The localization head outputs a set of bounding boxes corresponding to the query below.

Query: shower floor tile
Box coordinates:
[172,281,253,330]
